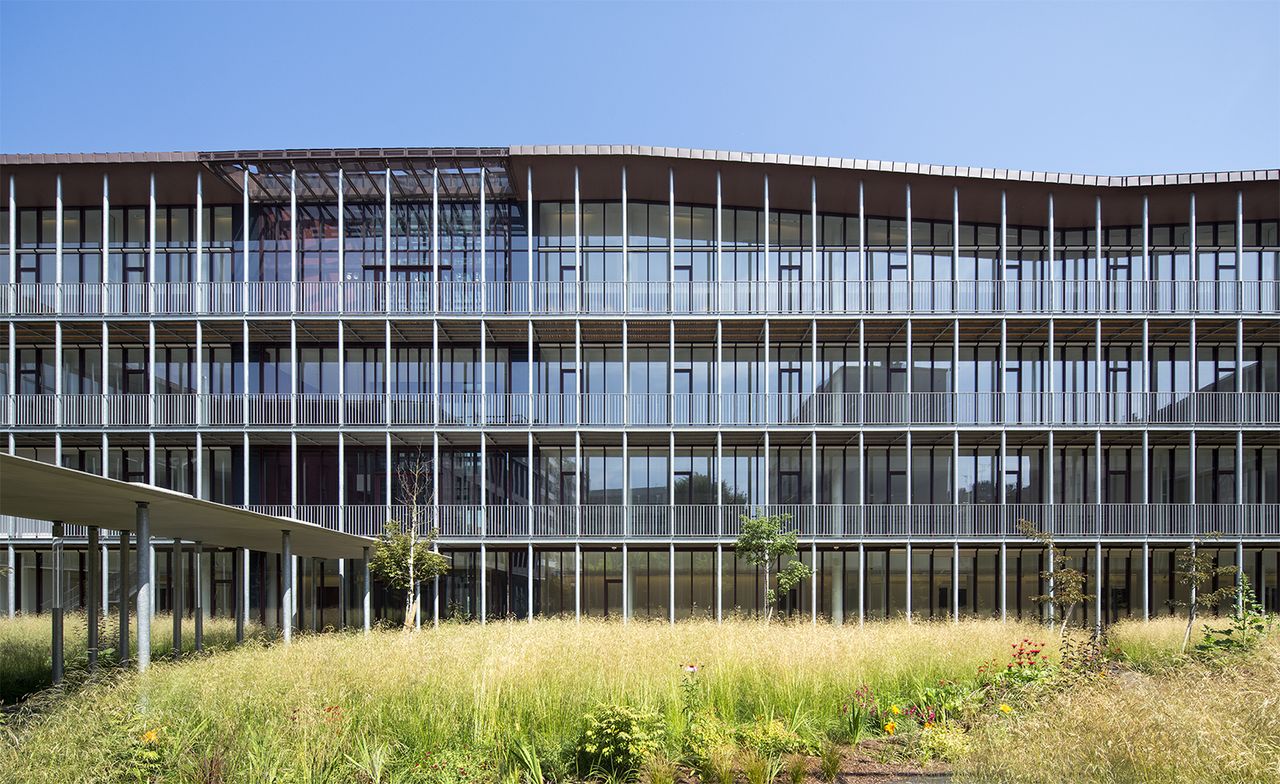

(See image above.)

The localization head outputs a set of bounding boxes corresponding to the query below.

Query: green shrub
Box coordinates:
[736,717,811,757]
[576,704,663,780]
[912,724,971,763]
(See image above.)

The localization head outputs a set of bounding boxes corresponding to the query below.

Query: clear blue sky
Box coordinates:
[2,1,1277,174]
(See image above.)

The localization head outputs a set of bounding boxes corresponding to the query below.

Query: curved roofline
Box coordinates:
[2,145,1277,187]
[509,145,1280,187]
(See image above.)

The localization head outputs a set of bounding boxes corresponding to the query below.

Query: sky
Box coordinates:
[1,1,1277,175]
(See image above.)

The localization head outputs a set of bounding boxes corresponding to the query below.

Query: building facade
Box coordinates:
[1,146,1278,628]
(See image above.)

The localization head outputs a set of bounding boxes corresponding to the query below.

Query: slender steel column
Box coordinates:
[236,547,248,644]
[905,541,912,623]
[51,521,64,685]
[136,503,152,672]
[87,526,100,669]
[858,542,865,626]
[118,530,130,664]
[6,542,15,619]
[1142,540,1150,621]
[171,538,183,656]
[952,540,960,623]
[362,546,371,634]
[193,542,204,652]
[714,543,723,624]
[999,540,1007,623]
[281,531,293,644]
[574,543,581,621]
[1094,540,1103,633]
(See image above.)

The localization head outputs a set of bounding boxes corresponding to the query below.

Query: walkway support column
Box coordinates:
[193,542,204,652]
[118,530,130,665]
[51,521,64,685]
[136,502,152,672]
[87,525,100,670]
[171,538,183,657]
[236,547,248,643]
[362,546,371,634]
[6,542,14,619]
[281,531,293,644]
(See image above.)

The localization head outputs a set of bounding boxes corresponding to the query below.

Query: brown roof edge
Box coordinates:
[0,151,201,165]
[508,144,1280,188]
[2,145,1276,187]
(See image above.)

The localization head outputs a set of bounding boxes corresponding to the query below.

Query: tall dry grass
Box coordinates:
[0,612,263,704]
[1,618,1048,782]
[956,634,1280,784]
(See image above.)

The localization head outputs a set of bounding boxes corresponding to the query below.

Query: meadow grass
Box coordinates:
[0,612,265,705]
[955,633,1280,784]
[1,617,1272,783]
[1,618,1049,782]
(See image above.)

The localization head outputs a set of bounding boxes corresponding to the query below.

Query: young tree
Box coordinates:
[1174,536,1240,653]
[734,512,812,620]
[369,452,449,629]
[1017,519,1094,636]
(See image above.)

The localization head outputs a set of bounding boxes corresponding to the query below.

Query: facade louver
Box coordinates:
[1,146,1278,627]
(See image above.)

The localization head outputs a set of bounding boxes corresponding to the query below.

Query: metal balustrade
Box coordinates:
[10,279,1278,317]
[184,503,1280,540]
[5,391,1280,428]
[8,503,1273,542]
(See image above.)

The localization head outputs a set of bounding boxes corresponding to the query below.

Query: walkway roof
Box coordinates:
[0,454,373,558]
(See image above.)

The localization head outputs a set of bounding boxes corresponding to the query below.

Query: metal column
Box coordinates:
[136,502,152,672]
[281,531,293,644]
[87,525,100,669]
[51,522,64,685]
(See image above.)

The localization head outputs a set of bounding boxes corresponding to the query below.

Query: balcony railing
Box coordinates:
[6,503,1277,542]
[9,279,1279,317]
[8,391,1280,428]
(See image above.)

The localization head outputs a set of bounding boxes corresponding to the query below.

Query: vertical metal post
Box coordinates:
[362,546,371,634]
[858,542,865,626]
[51,522,64,684]
[281,530,293,644]
[574,543,581,621]
[6,542,15,619]
[237,547,248,643]
[527,542,535,623]
[171,538,183,656]
[999,539,1007,622]
[479,540,487,627]
[193,541,203,652]
[87,526,99,669]
[669,541,676,625]
[136,502,151,672]
[1094,540,1103,633]
[1142,540,1150,621]
[905,540,912,623]
[118,530,130,664]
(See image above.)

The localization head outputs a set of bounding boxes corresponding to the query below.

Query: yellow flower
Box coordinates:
[999,704,1013,715]
[141,729,159,744]
[883,721,896,736]
[923,721,935,729]
[889,704,901,715]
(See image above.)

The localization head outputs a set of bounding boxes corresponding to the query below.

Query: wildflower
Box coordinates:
[999,703,1013,715]
[883,721,896,735]
[889,704,901,715]
[683,663,699,673]
[923,721,935,729]
[141,729,159,744]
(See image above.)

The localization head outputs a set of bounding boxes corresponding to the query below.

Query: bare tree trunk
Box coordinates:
[1182,605,1195,653]
[764,561,773,622]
